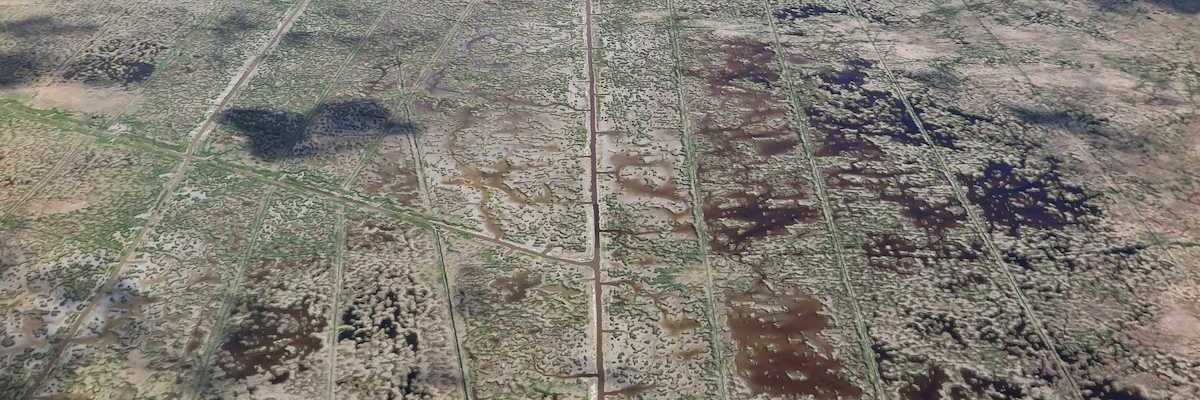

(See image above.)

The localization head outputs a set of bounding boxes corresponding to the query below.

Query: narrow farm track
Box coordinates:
[277,2,449,397]
[0,136,86,219]
[16,1,314,397]
[839,1,1085,399]
[580,0,606,397]
[308,2,400,112]
[0,98,591,268]
[429,230,473,399]
[326,206,347,400]
[334,1,486,398]
[188,187,276,398]
[957,0,1194,276]
[347,0,483,193]
[759,2,886,399]
[211,159,592,267]
[661,0,730,398]
[398,3,487,398]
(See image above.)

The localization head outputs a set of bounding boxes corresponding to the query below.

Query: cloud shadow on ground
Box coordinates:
[218,98,415,160]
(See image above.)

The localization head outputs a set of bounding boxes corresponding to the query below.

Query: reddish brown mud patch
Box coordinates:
[441,106,555,238]
[701,38,779,93]
[360,160,421,206]
[879,187,966,240]
[686,37,794,169]
[686,37,819,254]
[445,158,548,238]
[703,186,818,254]
[673,347,707,360]
[727,282,862,399]
[448,159,542,206]
[757,138,800,157]
[686,35,794,168]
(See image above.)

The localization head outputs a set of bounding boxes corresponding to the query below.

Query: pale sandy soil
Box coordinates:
[25,83,141,116]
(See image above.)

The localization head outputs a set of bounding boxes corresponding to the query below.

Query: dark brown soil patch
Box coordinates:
[727,282,862,399]
[218,298,326,382]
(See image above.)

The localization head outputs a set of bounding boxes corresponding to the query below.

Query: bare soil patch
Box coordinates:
[26,82,139,115]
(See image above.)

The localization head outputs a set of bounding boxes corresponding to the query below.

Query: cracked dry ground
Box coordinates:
[1,0,1199,399]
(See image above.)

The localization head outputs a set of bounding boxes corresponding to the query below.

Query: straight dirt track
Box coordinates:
[581,0,606,397]
[16,0,314,397]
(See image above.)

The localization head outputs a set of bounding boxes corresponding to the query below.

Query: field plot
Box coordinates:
[333,210,464,399]
[0,116,173,397]
[203,0,405,187]
[668,5,882,399]
[114,0,306,148]
[766,0,1200,398]
[0,0,271,135]
[342,0,477,210]
[204,0,470,198]
[2,0,1199,399]
[15,0,220,118]
[814,1,1198,398]
[0,105,82,207]
[441,233,593,399]
[590,0,724,397]
[190,191,340,399]
[770,15,1080,399]
[24,164,272,399]
[0,0,128,93]
[407,0,591,255]
[859,0,1200,246]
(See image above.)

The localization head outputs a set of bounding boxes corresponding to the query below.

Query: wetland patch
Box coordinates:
[727,282,862,399]
[688,37,819,254]
[962,158,1100,237]
[703,186,818,254]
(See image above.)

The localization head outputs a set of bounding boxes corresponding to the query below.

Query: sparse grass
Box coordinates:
[3,0,1199,399]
